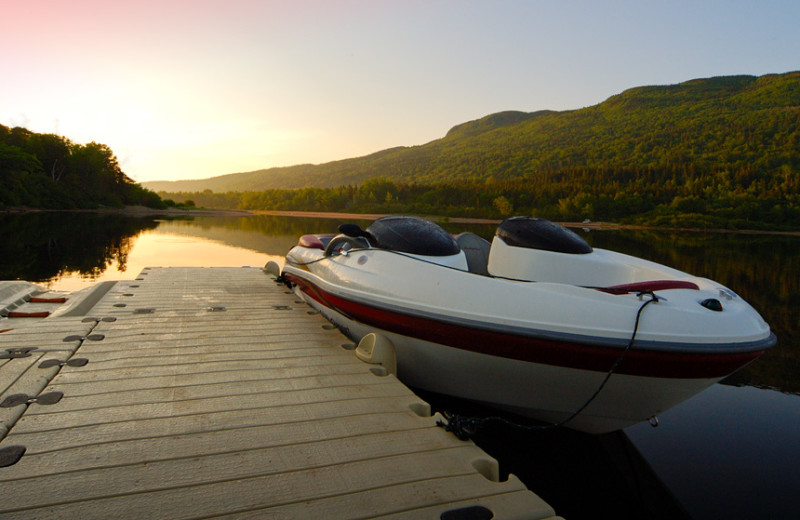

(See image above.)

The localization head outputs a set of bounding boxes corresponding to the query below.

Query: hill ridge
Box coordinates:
[144,71,800,193]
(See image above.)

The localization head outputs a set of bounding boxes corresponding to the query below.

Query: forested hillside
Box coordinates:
[146,72,799,193]
[153,72,800,229]
[0,125,163,209]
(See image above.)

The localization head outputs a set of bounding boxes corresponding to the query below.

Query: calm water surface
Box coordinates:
[2,212,798,519]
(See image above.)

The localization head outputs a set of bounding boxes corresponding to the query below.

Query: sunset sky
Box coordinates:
[2,0,798,183]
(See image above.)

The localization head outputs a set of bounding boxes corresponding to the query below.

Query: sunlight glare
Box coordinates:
[43,231,281,292]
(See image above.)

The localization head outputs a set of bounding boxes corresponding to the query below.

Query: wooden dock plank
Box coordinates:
[0,319,96,439]
[0,450,550,520]
[254,481,554,520]
[372,487,556,520]
[40,363,370,395]
[0,267,557,519]
[1,418,439,479]
[1,440,488,510]
[4,397,418,456]
[13,382,413,433]
[60,342,354,364]
[30,356,361,384]
[35,372,396,412]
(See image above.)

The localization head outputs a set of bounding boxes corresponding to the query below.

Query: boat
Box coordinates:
[273,215,776,434]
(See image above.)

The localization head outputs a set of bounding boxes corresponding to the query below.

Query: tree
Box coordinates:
[28,133,71,182]
[0,124,164,209]
[493,196,513,216]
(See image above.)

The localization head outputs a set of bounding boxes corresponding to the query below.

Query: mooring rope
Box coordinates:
[436,291,660,439]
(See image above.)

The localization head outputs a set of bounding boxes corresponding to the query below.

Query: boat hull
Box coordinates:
[284,267,772,434]
[294,285,723,434]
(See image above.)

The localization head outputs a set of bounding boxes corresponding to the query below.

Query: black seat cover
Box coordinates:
[366,216,460,256]
[496,217,592,254]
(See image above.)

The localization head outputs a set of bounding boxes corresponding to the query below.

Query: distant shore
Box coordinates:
[3,206,798,236]
[251,210,800,236]
[1,205,253,217]
[251,209,616,227]
[251,209,503,225]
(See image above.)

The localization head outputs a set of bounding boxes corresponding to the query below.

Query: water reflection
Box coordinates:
[2,213,797,395]
[415,386,692,520]
[626,383,800,519]
[0,213,288,291]
[0,212,156,284]
[2,212,798,519]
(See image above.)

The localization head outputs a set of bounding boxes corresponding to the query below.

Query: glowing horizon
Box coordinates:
[3,1,799,183]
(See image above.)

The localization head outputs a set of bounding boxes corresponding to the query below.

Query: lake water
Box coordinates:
[2,212,798,519]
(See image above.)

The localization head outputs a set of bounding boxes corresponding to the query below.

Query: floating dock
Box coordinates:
[0,267,558,519]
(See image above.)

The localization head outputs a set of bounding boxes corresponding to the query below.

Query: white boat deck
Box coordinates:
[0,267,558,519]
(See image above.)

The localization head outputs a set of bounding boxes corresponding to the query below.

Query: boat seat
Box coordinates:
[456,232,491,275]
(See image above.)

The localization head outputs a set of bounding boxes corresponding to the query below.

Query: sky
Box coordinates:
[2,0,799,183]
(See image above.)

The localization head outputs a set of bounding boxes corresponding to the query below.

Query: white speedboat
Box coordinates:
[276,216,776,434]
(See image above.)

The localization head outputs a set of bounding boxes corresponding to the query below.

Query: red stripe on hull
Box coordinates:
[286,274,765,379]
[597,280,699,294]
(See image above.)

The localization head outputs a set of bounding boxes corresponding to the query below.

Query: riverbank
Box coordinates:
[3,206,799,236]
[1,205,253,217]
[252,209,628,229]
[251,210,800,236]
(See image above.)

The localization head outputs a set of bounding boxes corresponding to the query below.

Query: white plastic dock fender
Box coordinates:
[355,333,397,376]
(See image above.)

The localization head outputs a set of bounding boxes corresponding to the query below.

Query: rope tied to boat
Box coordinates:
[283,246,664,434]
[436,290,661,439]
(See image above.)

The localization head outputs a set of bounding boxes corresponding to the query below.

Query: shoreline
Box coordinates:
[1,205,253,217]
[3,206,799,236]
[250,210,800,236]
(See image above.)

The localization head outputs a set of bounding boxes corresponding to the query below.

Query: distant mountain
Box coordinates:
[144,72,800,193]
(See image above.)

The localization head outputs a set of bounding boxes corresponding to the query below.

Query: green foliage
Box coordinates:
[149,72,799,229]
[145,72,800,198]
[492,195,513,216]
[159,158,800,229]
[0,124,165,210]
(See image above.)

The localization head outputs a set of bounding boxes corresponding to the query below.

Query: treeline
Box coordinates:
[0,124,163,209]
[150,74,800,229]
[144,72,800,195]
[161,162,800,230]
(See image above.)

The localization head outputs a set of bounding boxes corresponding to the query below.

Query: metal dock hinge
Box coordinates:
[39,358,89,369]
[0,391,64,408]
[0,347,38,359]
